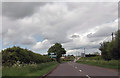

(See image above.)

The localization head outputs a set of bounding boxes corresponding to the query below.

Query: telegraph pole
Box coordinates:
[112,32,114,41]
[84,48,85,54]
[84,48,85,57]
[76,50,77,57]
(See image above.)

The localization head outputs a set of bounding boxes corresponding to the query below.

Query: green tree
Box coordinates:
[110,30,120,59]
[99,42,111,60]
[48,43,66,63]
[99,30,120,60]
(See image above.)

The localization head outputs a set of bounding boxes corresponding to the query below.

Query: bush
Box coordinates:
[2,46,52,66]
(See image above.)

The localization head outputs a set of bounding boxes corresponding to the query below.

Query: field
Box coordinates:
[2,62,58,78]
[76,56,119,69]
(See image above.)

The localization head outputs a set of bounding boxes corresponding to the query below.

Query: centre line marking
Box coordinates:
[79,70,82,72]
[86,75,91,78]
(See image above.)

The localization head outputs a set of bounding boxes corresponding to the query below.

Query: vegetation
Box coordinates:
[93,52,100,55]
[61,55,75,62]
[77,56,119,69]
[99,30,120,60]
[2,46,52,66]
[2,62,58,77]
[48,43,66,63]
[2,46,58,77]
[77,30,120,69]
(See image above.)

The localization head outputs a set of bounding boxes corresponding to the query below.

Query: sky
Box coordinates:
[1,2,118,56]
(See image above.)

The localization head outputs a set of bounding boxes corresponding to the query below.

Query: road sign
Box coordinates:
[50,55,56,58]
[48,53,56,58]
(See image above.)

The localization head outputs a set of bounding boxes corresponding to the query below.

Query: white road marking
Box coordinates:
[75,67,77,69]
[79,70,82,72]
[86,75,91,78]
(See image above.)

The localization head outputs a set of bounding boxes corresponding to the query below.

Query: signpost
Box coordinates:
[48,53,56,58]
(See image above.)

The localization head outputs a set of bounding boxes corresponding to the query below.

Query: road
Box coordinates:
[47,62,119,78]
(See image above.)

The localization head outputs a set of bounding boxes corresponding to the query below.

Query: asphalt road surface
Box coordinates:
[47,62,119,78]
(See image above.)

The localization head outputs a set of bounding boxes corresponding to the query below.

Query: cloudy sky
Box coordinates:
[1,2,118,55]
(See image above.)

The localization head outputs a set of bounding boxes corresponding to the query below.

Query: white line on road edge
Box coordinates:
[79,70,82,72]
[86,75,91,78]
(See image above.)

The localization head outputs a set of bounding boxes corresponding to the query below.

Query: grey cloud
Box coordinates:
[42,30,73,44]
[2,2,46,19]
[87,23,117,39]
[91,28,115,37]
[86,19,118,43]
[20,36,36,45]
[71,34,80,38]
[2,2,118,54]
[63,42,100,50]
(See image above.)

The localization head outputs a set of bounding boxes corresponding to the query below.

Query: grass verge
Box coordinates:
[76,56,119,69]
[2,62,58,78]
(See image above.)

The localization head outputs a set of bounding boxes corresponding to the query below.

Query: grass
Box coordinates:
[2,62,58,78]
[76,56,120,69]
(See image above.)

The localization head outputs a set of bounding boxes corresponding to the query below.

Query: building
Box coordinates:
[81,53,85,57]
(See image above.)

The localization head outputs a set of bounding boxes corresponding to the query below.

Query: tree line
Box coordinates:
[2,46,52,66]
[99,30,120,60]
[48,43,66,63]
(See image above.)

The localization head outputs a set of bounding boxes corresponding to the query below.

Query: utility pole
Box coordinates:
[84,48,85,57]
[77,51,79,57]
[76,50,77,57]
[84,48,85,54]
[78,51,80,57]
[112,32,114,41]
